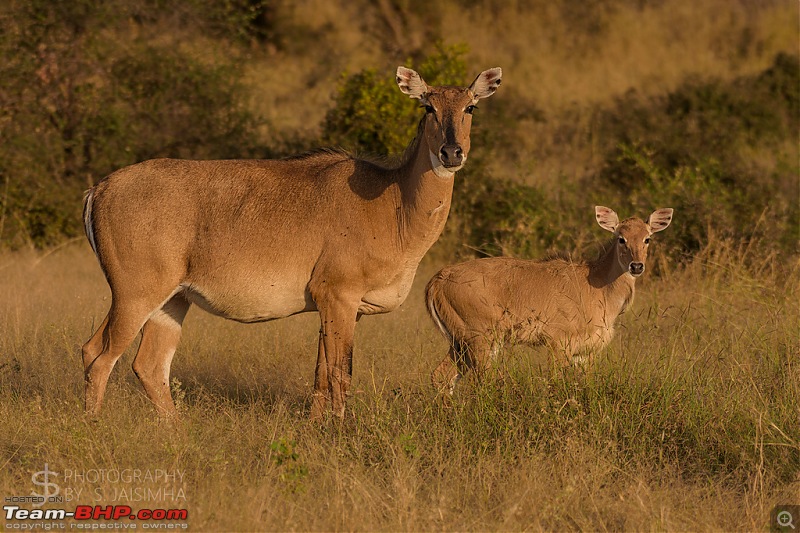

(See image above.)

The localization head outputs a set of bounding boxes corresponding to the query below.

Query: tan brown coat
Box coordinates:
[81,66,502,418]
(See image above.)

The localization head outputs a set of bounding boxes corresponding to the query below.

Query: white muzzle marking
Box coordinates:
[429,151,459,178]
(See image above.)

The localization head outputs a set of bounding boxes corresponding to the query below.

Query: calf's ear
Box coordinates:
[647,208,674,233]
[595,206,619,233]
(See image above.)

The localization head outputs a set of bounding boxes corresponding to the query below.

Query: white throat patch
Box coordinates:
[429,151,457,179]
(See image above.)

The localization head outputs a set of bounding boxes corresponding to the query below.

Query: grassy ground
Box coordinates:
[0,240,797,531]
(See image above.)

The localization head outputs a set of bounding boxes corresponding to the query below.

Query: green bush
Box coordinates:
[468,52,800,262]
[593,53,799,257]
[0,0,261,248]
[110,46,257,162]
[454,176,561,258]
[599,54,798,191]
[322,42,470,156]
[321,68,421,157]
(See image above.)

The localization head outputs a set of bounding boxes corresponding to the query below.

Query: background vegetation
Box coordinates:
[0,0,796,257]
[0,0,797,531]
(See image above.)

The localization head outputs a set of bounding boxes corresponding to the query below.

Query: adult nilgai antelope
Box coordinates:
[426,206,673,392]
[81,66,502,419]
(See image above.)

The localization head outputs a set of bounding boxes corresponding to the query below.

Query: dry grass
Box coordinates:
[0,241,797,531]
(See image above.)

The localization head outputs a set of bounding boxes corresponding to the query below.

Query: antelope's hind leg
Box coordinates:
[432,337,497,394]
[83,298,163,416]
[462,335,495,383]
[310,327,330,421]
[432,347,461,395]
[132,293,191,417]
[82,314,111,414]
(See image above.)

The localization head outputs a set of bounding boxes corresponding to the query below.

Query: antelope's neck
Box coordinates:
[589,242,636,313]
[392,132,455,256]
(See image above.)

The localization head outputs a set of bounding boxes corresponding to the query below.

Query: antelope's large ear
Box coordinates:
[647,208,673,233]
[468,67,502,100]
[396,66,429,100]
[595,206,619,233]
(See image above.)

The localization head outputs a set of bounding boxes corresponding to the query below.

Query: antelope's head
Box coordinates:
[596,206,674,278]
[396,66,502,177]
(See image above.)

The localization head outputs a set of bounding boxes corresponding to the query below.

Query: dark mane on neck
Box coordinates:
[541,250,575,262]
[281,147,352,162]
[282,114,426,172]
[588,236,618,272]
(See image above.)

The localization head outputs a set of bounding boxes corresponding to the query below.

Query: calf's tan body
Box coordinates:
[426,206,673,391]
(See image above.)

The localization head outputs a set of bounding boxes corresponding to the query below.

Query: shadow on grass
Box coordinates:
[173,367,311,415]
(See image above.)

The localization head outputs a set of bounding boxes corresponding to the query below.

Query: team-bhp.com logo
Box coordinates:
[4,505,188,521]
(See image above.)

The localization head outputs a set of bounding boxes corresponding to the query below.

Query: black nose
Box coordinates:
[439,145,463,167]
[629,263,644,276]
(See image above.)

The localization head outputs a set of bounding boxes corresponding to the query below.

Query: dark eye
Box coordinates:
[618,237,626,244]
[644,237,651,244]
[424,104,435,114]
[465,105,476,114]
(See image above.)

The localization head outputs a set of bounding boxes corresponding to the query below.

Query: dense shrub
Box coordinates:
[599,53,798,187]
[594,52,799,257]
[452,174,562,258]
[465,52,799,262]
[0,0,261,247]
[322,42,470,156]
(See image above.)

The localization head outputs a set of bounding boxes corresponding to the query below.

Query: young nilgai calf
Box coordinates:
[425,206,673,392]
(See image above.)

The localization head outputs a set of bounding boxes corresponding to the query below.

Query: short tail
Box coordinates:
[82,188,99,260]
[425,275,454,345]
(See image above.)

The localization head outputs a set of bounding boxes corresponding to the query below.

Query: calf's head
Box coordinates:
[595,206,674,277]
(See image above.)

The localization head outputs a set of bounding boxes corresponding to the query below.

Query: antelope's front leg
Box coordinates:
[317,298,359,419]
